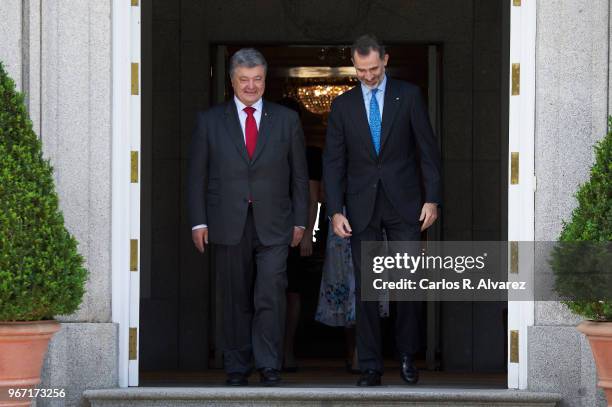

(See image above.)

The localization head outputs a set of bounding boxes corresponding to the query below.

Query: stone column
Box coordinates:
[3,1,118,406]
[531,1,609,406]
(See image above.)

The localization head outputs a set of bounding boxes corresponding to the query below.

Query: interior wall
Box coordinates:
[142,0,508,372]
[141,0,211,370]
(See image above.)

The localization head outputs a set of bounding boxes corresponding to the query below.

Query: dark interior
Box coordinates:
[139,0,510,385]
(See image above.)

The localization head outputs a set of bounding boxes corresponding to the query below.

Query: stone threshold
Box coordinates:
[84,387,562,406]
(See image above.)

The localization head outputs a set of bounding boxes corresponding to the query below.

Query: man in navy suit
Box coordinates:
[324,35,442,386]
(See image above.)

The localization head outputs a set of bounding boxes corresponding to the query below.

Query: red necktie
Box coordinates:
[244,106,258,159]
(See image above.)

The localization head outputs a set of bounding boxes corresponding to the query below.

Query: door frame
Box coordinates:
[111,0,537,388]
[112,0,141,387]
[507,0,536,390]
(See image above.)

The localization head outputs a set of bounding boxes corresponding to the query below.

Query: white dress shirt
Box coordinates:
[234,96,263,140]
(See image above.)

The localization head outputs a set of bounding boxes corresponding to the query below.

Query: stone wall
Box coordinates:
[530,0,610,406]
[0,1,118,406]
[3,0,609,405]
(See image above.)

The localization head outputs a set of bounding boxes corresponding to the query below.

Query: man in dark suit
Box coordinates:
[187,48,309,386]
[324,35,442,386]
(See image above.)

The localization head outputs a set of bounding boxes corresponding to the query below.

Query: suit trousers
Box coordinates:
[216,206,289,374]
[351,184,423,373]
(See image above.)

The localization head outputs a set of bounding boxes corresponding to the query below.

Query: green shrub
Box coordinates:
[0,61,87,321]
[551,117,612,321]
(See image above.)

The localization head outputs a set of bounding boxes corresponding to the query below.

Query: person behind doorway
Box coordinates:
[323,35,442,387]
[187,48,309,387]
[315,208,390,375]
[314,206,359,373]
[277,97,323,372]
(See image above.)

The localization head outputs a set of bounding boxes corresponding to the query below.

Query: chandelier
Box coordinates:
[293,84,353,115]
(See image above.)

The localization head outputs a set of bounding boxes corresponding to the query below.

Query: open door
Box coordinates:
[507,0,536,390]
[111,0,141,388]
[128,0,142,386]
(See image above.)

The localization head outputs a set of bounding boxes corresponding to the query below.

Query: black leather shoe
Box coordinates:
[400,355,419,384]
[225,372,248,386]
[259,367,281,386]
[356,369,382,386]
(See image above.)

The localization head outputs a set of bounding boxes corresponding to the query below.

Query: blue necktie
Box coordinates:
[369,88,381,154]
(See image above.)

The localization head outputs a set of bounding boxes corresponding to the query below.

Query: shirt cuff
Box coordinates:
[192,224,207,230]
[296,226,306,229]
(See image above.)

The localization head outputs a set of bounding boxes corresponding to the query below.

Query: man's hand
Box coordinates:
[192,228,208,253]
[419,203,438,231]
[300,230,314,256]
[332,213,352,238]
[291,227,305,247]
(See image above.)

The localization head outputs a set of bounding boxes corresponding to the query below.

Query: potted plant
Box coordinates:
[0,62,87,405]
[550,117,612,406]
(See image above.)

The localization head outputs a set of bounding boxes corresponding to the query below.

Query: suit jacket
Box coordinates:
[187,99,309,246]
[323,77,442,234]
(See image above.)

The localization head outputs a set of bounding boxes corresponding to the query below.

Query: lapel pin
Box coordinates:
[396,97,400,101]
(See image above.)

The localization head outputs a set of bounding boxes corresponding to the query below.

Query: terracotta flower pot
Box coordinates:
[578,320,612,407]
[0,320,60,407]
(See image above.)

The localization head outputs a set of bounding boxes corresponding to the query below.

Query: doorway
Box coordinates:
[138,0,510,386]
[211,42,442,369]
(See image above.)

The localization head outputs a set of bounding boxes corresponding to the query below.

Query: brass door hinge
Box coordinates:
[130,239,138,271]
[129,327,138,360]
[511,152,519,184]
[513,0,521,6]
[511,63,520,95]
[131,0,138,6]
[510,330,519,363]
[131,151,139,183]
[510,241,518,274]
[131,63,139,95]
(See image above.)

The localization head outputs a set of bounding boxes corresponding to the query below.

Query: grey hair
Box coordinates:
[229,48,268,78]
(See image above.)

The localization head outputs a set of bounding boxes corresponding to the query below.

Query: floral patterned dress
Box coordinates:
[315,223,356,327]
[315,218,390,327]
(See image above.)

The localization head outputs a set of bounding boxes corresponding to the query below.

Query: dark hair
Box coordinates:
[277,97,302,117]
[351,34,386,60]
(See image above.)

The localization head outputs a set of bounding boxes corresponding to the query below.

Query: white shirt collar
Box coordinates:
[234,96,263,113]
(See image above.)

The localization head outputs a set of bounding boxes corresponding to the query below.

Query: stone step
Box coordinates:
[84,387,562,407]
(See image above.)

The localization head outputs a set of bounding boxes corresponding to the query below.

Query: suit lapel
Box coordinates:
[223,101,249,164]
[379,77,400,152]
[250,101,271,165]
[349,87,378,161]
